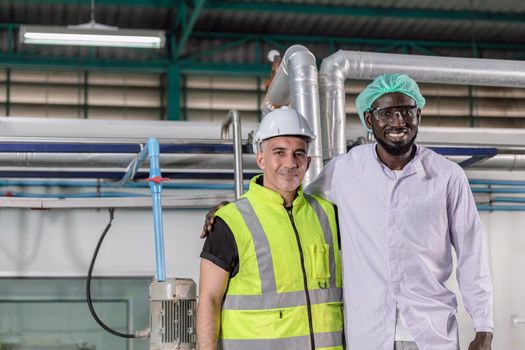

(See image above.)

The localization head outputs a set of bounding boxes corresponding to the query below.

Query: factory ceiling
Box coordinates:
[1,0,525,74]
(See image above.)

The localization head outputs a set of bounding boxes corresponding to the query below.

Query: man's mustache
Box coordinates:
[278,167,299,175]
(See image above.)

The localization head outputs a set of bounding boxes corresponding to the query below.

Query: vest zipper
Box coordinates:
[287,207,315,350]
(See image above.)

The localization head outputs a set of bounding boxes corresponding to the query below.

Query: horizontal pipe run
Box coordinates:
[0,142,253,154]
[469,179,525,186]
[2,118,525,155]
[471,188,525,194]
[0,194,236,209]
[0,180,246,190]
[0,143,520,170]
[0,117,259,140]
[477,205,525,211]
[0,191,148,198]
[0,153,258,169]
[3,186,523,198]
[491,197,525,203]
[0,170,260,180]
[3,154,525,177]
[2,195,523,211]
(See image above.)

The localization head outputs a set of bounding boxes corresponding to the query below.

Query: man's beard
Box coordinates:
[373,128,418,156]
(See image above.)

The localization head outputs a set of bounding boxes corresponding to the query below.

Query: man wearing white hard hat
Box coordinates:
[197,107,344,350]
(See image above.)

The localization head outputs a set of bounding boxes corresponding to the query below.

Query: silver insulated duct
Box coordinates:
[149,278,197,350]
[264,44,323,184]
[319,50,525,159]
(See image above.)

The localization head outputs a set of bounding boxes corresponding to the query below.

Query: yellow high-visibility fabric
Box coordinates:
[216,175,343,348]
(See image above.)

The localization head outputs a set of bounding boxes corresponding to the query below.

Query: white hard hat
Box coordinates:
[252,106,316,153]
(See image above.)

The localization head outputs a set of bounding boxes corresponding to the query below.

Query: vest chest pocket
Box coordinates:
[272,248,293,290]
[308,244,330,284]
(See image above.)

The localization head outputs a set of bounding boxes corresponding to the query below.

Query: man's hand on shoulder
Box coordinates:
[200,201,230,238]
[468,332,492,350]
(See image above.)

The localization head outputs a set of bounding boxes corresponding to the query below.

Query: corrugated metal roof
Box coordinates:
[0,2,172,29]
[194,8,525,44]
[224,0,525,13]
[1,0,525,62]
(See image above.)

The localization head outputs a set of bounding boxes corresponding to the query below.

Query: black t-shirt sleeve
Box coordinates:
[200,216,240,277]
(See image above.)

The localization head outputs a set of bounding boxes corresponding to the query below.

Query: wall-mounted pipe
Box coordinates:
[319,50,525,158]
[264,45,323,183]
[221,110,244,199]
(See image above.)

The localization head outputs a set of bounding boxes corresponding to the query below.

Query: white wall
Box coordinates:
[1,205,524,349]
[0,208,206,280]
[450,212,525,349]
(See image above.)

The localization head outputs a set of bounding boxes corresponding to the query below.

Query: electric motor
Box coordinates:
[149,278,197,350]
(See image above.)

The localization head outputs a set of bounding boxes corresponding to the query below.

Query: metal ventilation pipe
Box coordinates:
[319,50,525,158]
[264,44,323,183]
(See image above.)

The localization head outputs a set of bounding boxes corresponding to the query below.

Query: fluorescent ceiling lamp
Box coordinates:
[20,25,165,49]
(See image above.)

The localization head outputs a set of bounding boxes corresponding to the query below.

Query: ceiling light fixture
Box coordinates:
[19,0,165,49]
[20,25,165,49]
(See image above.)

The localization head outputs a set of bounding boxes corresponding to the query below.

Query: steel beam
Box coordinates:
[166,64,181,120]
[176,0,207,58]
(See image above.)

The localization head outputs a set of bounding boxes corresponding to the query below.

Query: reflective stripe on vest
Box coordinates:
[222,197,341,310]
[304,193,336,289]
[219,330,343,350]
[222,287,342,310]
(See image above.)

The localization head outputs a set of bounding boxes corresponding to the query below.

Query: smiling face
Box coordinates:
[365,92,420,157]
[256,135,310,205]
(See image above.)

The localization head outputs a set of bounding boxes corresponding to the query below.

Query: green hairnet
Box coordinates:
[355,73,426,130]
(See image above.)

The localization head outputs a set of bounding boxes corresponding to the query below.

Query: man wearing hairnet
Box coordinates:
[307,73,493,350]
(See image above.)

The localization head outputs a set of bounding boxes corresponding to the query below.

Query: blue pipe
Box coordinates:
[469,179,525,186]
[471,187,525,194]
[477,205,525,211]
[0,191,146,198]
[148,137,166,283]
[490,197,525,203]
[114,143,150,187]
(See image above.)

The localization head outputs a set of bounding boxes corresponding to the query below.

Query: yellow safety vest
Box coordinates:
[216,175,344,350]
